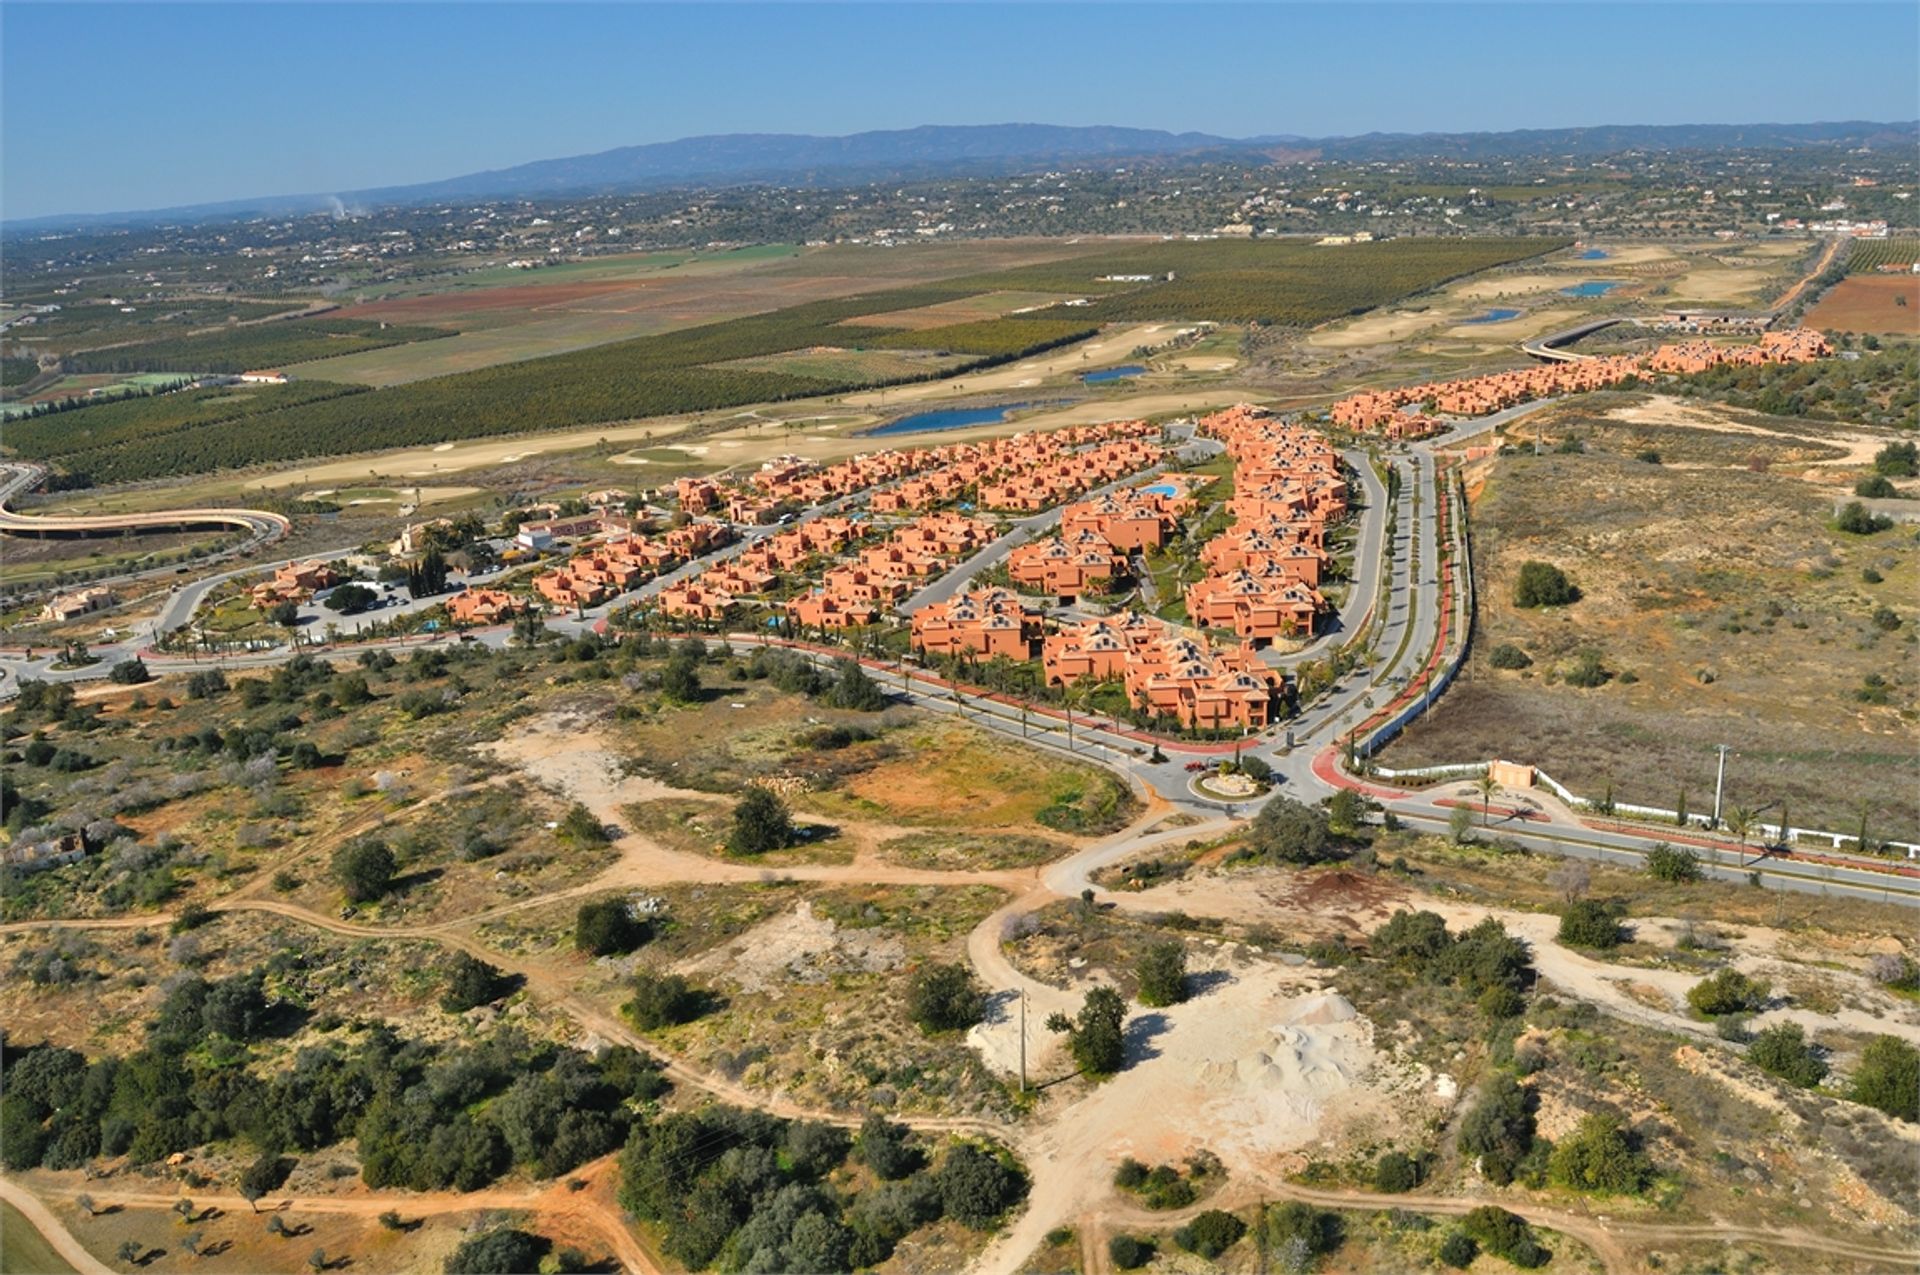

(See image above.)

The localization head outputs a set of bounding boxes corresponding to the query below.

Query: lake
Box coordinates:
[1082,364,1145,383]
[1562,281,1623,297]
[868,401,1051,437]
[1462,308,1523,325]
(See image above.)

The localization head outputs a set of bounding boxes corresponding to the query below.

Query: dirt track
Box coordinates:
[8,720,1916,1274]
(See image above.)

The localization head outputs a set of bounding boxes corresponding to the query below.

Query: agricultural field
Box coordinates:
[2,298,312,359]
[841,289,1077,328]
[9,236,1559,485]
[1806,274,1920,335]
[289,239,1093,386]
[1844,238,1920,274]
[0,380,369,485]
[714,347,970,382]
[62,319,454,376]
[1384,400,1920,839]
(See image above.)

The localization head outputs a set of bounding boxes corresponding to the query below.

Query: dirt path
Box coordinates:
[1771,236,1845,313]
[18,1156,657,1275]
[0,1175,113,1275]
[1094,1177,1914,1275]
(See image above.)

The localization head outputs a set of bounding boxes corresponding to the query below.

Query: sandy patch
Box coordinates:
[1601,395,1889,467]
[981,971,1424,1274]
[677,900,906,994]
[479,708,691,811]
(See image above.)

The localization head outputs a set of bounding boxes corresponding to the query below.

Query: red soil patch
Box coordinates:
[1273,868,1409,932]
[1806,274,1920,336]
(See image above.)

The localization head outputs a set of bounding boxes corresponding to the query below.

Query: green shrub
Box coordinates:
[1373,1150,1420,1192]
[1262,1200,1342,1259]
[1547,1113,1654,1194]
[444,1227,549,1275]
[1045,986,1127,1077]
[557,803,609,845]
[1687,967,1770,1018]
[728,787,796,855]
[623,971,706,1029]
[907,962,985,1033]
[1557,899,1623,950]
[1855,473,1897,498]
[1645,843,1701,882]
[936,1143,1026,1229]
[1873,440,1917,477]
[1836,501,1893,535]
[1561,649,1609,688]
[1514,561,1578,608]
[1438,1231,1478,1268]
[1460,1206,1547,1268]
[1459,1073,1535,1186]
[1108,1235,1152,1270]
[1489,643,1533,670]
[1135,940,1189,1007]
[1175,1209,1246,1258]
[575,900,650,956]
[440,953,510,1012]
[1850,1035,1919,1121]
[1748,1022,1828,1088]
[331,838,394,904]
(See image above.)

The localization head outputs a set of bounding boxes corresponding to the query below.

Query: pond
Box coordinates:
[867,401,1053,436]
[1082,364,1146,383]
[1578,248,1611,260]
[1562,281,1623,297]
[1462,308,1523,325]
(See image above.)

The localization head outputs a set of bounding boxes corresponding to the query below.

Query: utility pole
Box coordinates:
[1712,744,1733,829]
[1018,990,1028,1095]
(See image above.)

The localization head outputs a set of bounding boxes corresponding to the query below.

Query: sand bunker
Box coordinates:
[679,900,905,995]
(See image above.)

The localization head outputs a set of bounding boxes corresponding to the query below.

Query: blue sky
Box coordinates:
[4,2,1915,220]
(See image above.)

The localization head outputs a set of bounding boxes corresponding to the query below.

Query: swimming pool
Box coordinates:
[1140,482,1178,497]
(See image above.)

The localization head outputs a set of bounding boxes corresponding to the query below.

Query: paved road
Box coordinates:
[0,462,290,597]
[7,413,1912,908]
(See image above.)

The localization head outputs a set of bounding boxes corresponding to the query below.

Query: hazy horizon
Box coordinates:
[4,1,1917,222]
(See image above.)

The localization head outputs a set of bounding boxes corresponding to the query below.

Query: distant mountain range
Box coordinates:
[12,120,1916,229]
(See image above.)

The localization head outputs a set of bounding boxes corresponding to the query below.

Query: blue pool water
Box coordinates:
[1462,308,1522,325]
[1083,364,1146,383]
[1141,482,1178,497]
[1578,248,1610,260]
[868,402,1045,436]
[1562,281,1623,297]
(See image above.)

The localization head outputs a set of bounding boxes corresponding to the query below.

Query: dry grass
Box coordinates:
[1385,436,1919,839]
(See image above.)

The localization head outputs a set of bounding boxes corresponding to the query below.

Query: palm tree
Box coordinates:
[1725,805,1758,852]
[1473,772,1503,826]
